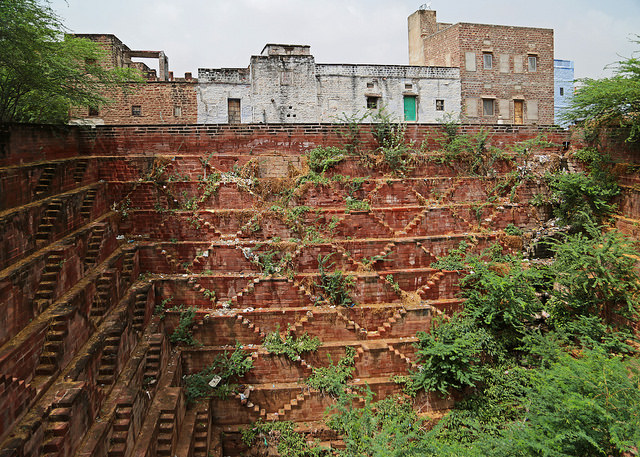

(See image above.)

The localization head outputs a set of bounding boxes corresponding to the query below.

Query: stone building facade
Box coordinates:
[408,9,555,125]
[197,44,461,124]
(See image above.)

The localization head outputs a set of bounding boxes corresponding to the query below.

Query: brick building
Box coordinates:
[70,34,198,125]
[408,9,555,125]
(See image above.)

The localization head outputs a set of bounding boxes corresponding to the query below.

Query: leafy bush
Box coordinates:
[460,249,544,349]
[327,391,426,457]
[307,146,347,173]
[549,170,619,229]
[499,350,640,457]
[241,420,323,457]
[432,365,532,444]
[184,342,253,404]
[560,40,640,142]
[430,240,469,271]
[548,227,640,326]
[306,346,356,397]
[263,325,322,361]
[503,223,523,236]
[170,306,199,346]
[410,314,498,395]
[316,254,356,307]
[344,196,370,213]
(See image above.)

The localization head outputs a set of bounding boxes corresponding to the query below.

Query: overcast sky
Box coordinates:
[49,0,639,80]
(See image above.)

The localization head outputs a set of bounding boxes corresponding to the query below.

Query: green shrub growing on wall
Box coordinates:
[316,254,356,307]
[306,346,356,397]
[169,306,199,346]
[263,324,321,361]
[184,342,253,404]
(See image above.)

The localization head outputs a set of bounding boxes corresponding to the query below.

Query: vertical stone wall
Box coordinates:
[73,81,198,125]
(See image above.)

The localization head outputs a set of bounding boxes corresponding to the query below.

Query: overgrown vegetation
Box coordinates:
[306,346,356,397]
[241,420,324,457]
[169,306,199,346]
[560,39,640,142]
[315,254,356,307]
[184,342,253,404]
[548,169,620,230]
[263,324,322,361]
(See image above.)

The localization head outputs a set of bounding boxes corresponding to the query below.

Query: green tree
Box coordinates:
[560,40,640,142]
[548,227,640,327]
[0,0,140,123]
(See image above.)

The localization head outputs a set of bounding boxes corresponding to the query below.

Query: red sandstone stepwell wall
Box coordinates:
[1,123,570,168]
[79,123,569,156]
[0,124,87,167]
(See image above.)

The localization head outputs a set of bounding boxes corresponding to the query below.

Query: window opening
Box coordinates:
[482,99,494,116]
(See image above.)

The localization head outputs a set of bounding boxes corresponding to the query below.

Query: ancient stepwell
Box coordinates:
[1,123,637,456]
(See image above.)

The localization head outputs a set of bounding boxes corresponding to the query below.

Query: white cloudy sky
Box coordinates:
[49,0,639,80]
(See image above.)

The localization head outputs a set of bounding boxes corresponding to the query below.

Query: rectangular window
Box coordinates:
[466,98,478,117]
[280,70,291,85]
[366,82,375,89]
[513,55,523,73]
[499,54,510,73]
[366,96,379,110]
[465,52,476,72]
[482,99,494,116]
[528,55,537,72]
[131,105,141,116]
[483,53,493,69]
[405,83,413,90]
[527,100,539,120]
[228,98,241,124]
[435,99,444,111]
[559,87,564,96]
[174,106,182,117]
[88,107,99,116]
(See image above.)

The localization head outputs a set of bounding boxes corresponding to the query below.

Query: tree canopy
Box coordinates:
[0,0,140,123]
[561,40,640,142]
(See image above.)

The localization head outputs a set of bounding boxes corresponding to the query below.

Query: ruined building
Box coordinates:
[72,9,572,126]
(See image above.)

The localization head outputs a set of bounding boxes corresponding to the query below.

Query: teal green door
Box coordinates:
[404,96,416,121]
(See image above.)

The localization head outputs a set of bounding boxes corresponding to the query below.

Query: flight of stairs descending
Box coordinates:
[73,160,89,183]
[33,249,65,314]
[96,329,121,387]
[192,409,209,457]
[121,246,136,283]
[132,288,149,332]
[34,165,56,197]
[143,334,164,387]
[107,400,134,457]
[156,410,177,456]
[89,269,115,319]
[35,199,63,245]
[80,188,98,219]
[84,223,106,266]
[34,315,69,377]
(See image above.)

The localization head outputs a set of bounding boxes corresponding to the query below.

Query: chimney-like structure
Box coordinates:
[408,9,437,65]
